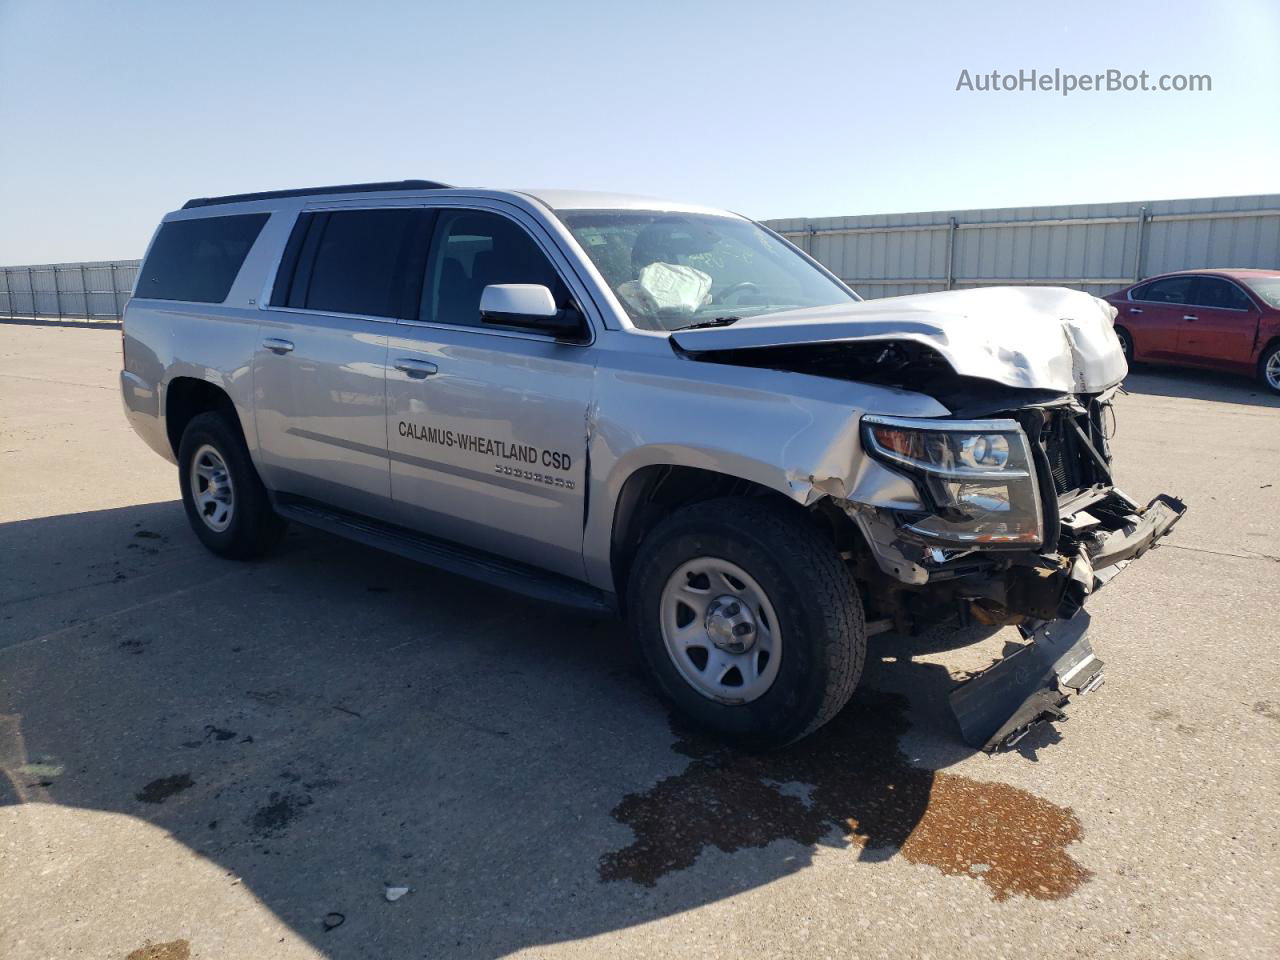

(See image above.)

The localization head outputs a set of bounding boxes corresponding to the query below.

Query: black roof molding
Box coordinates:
[182,180,452,210]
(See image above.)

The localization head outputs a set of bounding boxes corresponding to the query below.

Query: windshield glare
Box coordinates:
[557,210,859,331]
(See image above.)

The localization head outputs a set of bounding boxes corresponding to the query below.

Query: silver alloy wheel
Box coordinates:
[1266,350,1280,390]
[659,556,782,704]
[190,443,235,533]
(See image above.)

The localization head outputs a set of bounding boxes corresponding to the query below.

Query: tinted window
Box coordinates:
[421,210,568,327]
[1141,276,1196,304]
[1192,277,1253,310]
[287,209,432,318]
[137,213,268,303]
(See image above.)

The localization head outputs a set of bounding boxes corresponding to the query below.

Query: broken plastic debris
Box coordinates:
[384,885,410,902]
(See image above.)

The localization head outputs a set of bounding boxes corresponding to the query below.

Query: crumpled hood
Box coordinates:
[671,286,1128,394]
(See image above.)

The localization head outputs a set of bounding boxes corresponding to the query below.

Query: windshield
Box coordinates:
[557,210,859,331]
[1244,276,1280,309]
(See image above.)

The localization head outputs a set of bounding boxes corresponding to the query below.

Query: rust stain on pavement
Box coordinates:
[601,691,1089,901]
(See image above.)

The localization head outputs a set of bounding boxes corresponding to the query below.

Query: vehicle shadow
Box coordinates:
[0,501,1087,959]
[1122,366,1280,407]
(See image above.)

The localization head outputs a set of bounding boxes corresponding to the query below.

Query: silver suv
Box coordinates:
[120,180,1184,749]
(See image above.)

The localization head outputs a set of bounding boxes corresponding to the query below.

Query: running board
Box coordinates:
[274,498,614,614]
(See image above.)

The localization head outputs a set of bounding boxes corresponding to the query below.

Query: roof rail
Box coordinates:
[181,180,452,209]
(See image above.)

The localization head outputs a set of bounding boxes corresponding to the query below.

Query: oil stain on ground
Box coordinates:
[135,773,194,804]
[248,790,313,837]
[601,691,1089,901]
[124,939,190,960]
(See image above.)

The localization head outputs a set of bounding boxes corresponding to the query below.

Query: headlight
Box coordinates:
[861,415,1043,546]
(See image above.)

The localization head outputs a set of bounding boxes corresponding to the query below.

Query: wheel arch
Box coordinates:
[606,462,854,601]
[164,377,244,457]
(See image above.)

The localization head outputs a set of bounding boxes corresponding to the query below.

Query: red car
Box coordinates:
[1104,268,1280,395]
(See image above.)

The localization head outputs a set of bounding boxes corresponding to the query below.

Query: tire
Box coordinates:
[626,497,865,749]
[1258,341,1280,396]
[177,411,286,559]
[1115,325,1135,366]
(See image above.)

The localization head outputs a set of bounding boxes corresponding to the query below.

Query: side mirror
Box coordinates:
[479,284,585,339]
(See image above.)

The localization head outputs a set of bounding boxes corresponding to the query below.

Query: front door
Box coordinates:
[1177,276,1260,365]
[254,206,432,517]
[1125,275,1196,360]
[385,207,594,579]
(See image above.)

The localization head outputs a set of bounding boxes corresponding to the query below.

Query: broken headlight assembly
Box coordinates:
[861,415,1044,547]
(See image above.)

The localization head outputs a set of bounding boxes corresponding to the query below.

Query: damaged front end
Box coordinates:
[672,287,1185,750]
[841,394,1186,751]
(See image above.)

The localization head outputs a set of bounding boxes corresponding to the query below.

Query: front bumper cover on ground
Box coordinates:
[949,493,1187,752]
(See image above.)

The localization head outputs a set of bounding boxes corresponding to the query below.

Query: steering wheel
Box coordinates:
[715,281,761,305]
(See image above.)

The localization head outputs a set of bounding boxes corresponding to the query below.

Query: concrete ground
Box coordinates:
[1,320,1277,960]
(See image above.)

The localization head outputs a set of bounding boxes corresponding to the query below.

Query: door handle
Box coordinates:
[394,358,438,379]
[1127,307,1143,314]
[262,337,294,354]
[1182,314,1198,321]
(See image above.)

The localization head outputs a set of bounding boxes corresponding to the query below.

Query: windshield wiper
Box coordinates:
[681,316,740,330]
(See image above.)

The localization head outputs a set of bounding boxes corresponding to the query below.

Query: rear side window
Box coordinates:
[1140,276,1195,304]
[1191,277,1253,310]
[272,209,432,318]
[421,210,568,327]
[137,213,268,303]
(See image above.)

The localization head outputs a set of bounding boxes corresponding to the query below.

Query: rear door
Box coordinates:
[1177,276,1260,365]
[254,206,432,518]
[1124,276,1196,360]
[385,205,595,579]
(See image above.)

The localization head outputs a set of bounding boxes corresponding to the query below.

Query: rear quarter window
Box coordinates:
[136,213,269,303]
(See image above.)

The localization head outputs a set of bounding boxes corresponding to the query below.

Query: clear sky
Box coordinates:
[1,0,1277,263]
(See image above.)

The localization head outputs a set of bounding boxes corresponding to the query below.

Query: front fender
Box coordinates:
[579,356,947,590]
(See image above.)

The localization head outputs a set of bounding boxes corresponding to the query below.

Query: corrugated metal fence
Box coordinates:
[1,194,1277,320]
[765,193,1280,299]
[0,260,139,321]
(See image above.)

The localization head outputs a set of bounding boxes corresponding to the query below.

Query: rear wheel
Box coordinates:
[1259,342,1280,396]
[178,411,285,558]
[627,497,865,749]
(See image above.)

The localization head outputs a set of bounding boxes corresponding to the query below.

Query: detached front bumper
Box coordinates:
[949,492,1187,751]
[1088,493,1186,585]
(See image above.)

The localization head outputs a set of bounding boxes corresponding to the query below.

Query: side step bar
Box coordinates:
[274,498,615,615]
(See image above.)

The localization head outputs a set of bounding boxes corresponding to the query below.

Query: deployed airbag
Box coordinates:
[618,262,712,318]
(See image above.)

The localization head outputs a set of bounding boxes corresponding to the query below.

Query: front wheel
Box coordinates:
[177,411,285,559]
[1258,342,1280,396]
[1115,325,1135,366]
[627,497,865,749]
